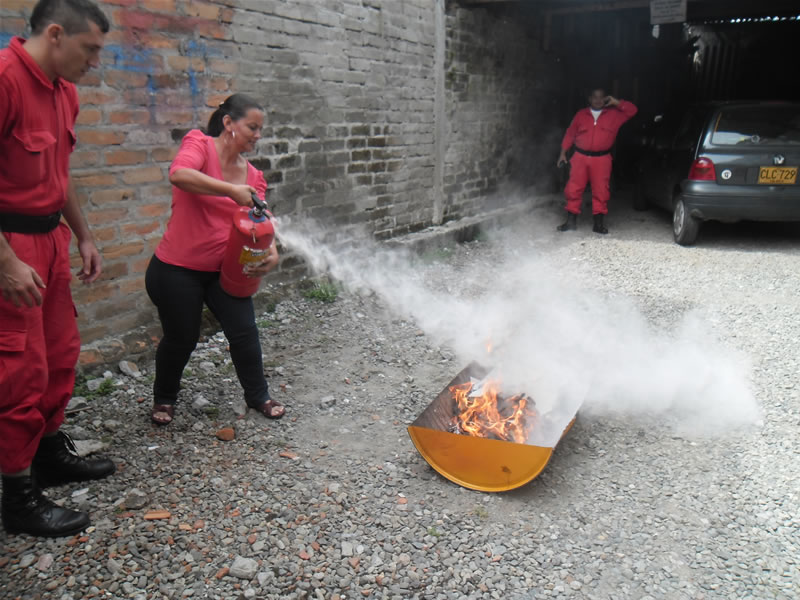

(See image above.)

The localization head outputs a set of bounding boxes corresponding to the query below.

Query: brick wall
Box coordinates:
[0,0,550,367]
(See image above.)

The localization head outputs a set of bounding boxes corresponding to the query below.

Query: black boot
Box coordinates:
[33,431,115,488]
[593,213,608,234]
[556,212,577,232]
[2,475,89,537]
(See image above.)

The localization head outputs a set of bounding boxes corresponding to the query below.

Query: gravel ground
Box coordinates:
[1,193,798,600]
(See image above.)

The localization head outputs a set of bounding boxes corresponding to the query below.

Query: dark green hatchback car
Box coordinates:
[633,102,800,245]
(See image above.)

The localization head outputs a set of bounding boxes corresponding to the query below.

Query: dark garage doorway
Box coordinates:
[460,0,800,186]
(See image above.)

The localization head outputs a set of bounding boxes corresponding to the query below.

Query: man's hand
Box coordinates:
[557,149,568,167]
[603,95,620,107]
[63,177,102,284]
[0,254,46,307]
[76,238,102,284]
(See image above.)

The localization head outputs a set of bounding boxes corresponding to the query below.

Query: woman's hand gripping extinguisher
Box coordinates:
[219,192,275,298]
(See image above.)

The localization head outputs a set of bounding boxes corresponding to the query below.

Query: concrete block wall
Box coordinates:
[0,0,548,367]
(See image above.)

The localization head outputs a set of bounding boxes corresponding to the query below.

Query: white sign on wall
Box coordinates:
[650,0,687,24]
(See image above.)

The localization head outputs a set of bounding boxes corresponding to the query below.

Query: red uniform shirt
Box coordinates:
[155,129,268,272]
[561,100,638,153]
[0,37,79,215]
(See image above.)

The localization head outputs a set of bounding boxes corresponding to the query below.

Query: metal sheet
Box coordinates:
[407,363,576,492]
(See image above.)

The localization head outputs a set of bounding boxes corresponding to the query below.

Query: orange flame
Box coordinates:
[449,379,536,444]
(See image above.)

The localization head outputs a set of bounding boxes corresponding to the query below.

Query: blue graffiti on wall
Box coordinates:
[104,44,155,73]
[1,32,14,49]
[102,44,159,121]
[184,40,222,105]
[185,40,221,57]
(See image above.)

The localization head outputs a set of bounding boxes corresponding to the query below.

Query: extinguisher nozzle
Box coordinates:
[251,191,269,218]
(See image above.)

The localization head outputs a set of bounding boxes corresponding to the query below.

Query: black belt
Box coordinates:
[575,147,611,157]
[0,211,62,234]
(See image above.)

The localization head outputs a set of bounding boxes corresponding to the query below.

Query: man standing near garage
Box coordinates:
[0,0,115,537]
[556,87,637,234]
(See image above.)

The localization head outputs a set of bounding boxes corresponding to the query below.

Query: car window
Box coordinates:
[711,106,800,146]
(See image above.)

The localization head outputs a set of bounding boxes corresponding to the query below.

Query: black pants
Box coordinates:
[145,255,269,407]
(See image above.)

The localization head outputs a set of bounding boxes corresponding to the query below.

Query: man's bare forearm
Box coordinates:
[61,178,93,243]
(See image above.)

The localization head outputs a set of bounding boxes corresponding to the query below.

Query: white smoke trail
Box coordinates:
[275,216,760,445]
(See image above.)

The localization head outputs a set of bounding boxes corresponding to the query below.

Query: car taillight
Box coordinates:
[688,157,716,181]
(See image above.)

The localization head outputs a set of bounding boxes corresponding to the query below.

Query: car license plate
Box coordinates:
[758,166,797,184]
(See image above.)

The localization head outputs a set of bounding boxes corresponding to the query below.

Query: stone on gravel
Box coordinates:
[66,425,91,440]
[232,398,248,416]
[19,554,34,568]
[71,487,89,498]
[103,419,122,431]
[192,395,210,410]
[72,439,108,457]
[65,396,88,414]
[124,488,148,510]
[107,558,122,574]
[119,360,142,378]
[215,427,235,441]
[86,378,105,392]
[320,395,336,409]
[35,554,53,571]
[229,556,258,580]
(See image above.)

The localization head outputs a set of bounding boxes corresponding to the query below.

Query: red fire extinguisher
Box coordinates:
[219,192,275,298]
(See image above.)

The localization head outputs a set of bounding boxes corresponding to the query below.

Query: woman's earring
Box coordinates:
[232,131,236,140]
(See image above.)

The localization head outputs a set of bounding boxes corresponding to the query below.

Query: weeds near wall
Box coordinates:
[73,374,116,400]
[303,281,339,303]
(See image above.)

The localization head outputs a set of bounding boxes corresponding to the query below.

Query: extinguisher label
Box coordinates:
[238,245,269,266]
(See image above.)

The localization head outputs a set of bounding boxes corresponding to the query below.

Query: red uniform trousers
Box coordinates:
[0,223,80,474]
[564,152,613,216]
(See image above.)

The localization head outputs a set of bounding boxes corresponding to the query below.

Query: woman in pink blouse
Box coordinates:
[145,94,284,425]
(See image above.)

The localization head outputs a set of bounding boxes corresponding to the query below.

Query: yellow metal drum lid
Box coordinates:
[408,418,574,492]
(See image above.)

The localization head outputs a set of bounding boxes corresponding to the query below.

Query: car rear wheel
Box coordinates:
[673,198,700,246]
[633,179,648,211]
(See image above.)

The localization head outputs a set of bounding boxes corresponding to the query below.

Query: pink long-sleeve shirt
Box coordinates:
[155,129,267,271]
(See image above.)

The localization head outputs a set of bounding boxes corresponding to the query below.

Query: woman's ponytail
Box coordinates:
[206,94,263,137]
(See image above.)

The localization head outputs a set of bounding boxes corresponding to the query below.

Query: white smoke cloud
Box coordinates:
[275,215,760,446]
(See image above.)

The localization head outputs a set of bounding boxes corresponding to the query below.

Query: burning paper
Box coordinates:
[408,362,578,491]
[448,373,537,444]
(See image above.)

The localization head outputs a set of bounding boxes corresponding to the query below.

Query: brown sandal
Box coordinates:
[151,404,175,425]
[253,399,285,420]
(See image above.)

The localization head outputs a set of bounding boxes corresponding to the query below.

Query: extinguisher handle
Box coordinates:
[251,192,269,217]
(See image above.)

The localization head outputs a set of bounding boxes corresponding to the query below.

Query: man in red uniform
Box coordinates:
[0,0,115,537]
[556,88,637,234]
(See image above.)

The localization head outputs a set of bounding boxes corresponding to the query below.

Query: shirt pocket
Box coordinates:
[10,128,57,187]
[597,121,616,139]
